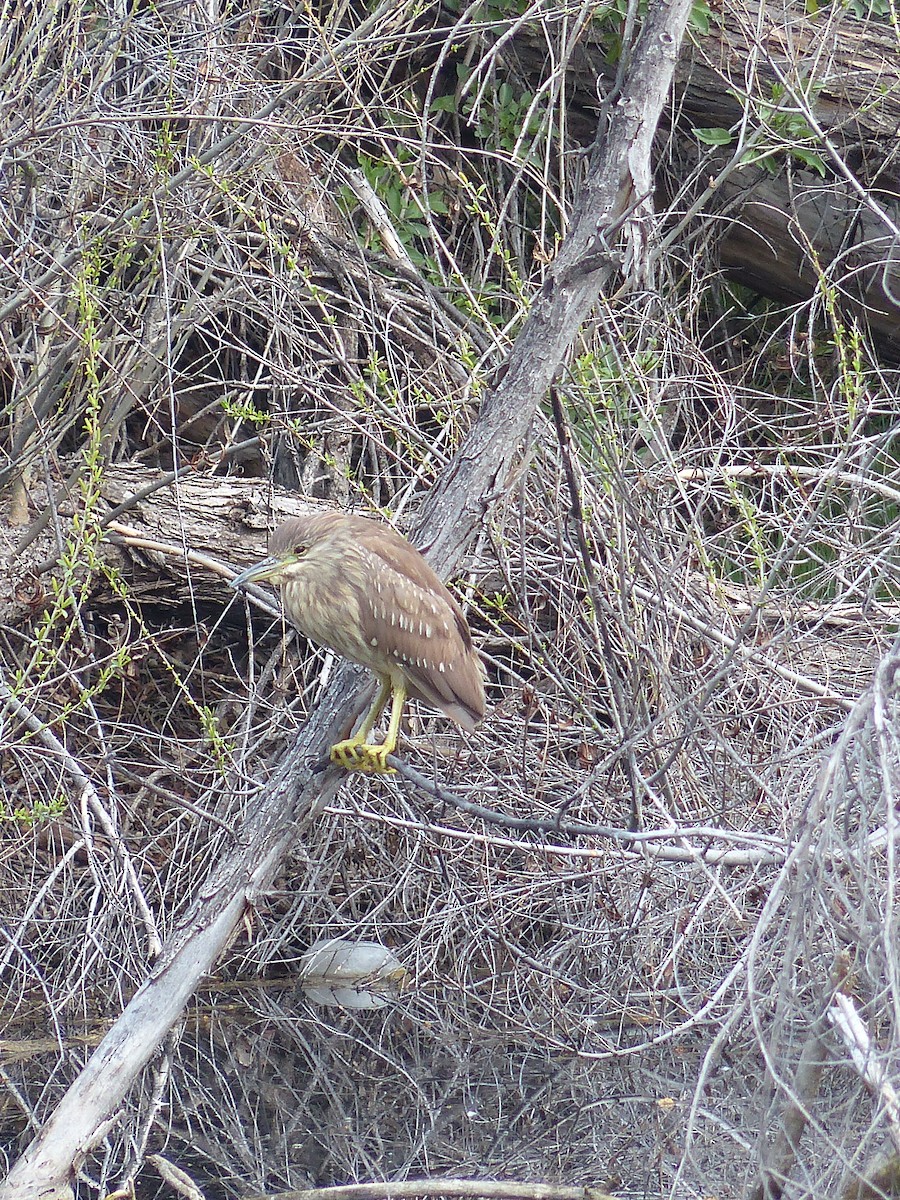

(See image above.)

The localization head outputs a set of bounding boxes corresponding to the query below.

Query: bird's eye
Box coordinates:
[293,542,308,557]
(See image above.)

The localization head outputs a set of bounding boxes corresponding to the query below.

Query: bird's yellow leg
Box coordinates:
[330,680,404,774]
[356,679,391,743]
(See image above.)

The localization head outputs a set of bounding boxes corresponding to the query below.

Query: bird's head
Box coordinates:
[229,516,325,591]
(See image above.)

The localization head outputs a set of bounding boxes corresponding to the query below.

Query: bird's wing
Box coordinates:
[353,524,485,731]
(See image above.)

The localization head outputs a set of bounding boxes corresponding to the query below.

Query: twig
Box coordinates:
[337,799,785,867]
[344,168,417,270]
[675,463,900,510]
[628,579,855,711]
[748,955,849,1200]
[549,386,641,827]
[828,993,900,1155]
[249,1180,617,1200]
[103,521,284,621]
[0,677,162,958]
[384,758,786,865]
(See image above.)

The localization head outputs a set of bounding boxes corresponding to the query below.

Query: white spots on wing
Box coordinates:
[390,646,445,674]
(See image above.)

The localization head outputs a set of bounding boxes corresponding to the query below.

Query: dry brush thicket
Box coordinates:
[1,2,900,1198]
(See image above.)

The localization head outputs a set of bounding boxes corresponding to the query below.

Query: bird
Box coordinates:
[230,512,485,773]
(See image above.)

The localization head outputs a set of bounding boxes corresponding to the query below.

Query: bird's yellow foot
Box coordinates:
[329,738,395,774]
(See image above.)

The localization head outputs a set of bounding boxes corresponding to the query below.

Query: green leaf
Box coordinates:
[791,147,827,175]
[694,127,734,146]
[740,149,778,174]
[689,0,712,33]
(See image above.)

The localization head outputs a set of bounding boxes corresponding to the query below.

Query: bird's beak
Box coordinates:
[230,555,284,590]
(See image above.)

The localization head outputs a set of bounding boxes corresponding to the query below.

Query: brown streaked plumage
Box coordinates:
[230,512,485,773]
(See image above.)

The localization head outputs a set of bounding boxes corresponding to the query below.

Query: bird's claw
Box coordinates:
[329,738,395,774]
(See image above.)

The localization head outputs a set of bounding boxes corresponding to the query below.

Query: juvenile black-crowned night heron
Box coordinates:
[230,513,485,773]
